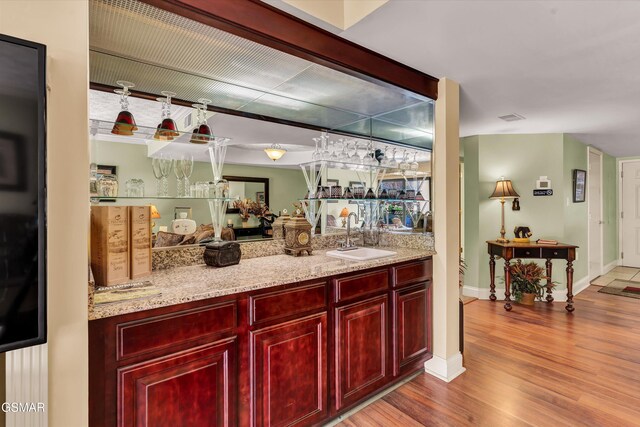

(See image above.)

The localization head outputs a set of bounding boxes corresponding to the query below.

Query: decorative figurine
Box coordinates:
[284,209,313,256]
[513,226,532,243]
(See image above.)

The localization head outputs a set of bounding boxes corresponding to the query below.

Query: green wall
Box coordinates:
[92,140,308,229]
[602,153,618,264]
[462,133,618,293]
[562,135,588,282]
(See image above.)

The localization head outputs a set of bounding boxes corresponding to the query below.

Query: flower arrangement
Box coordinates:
[509,260,554,303]
[233,198,270,221]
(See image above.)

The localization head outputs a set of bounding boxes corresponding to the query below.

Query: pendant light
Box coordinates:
[190,98,213,144]
[111,81,138,136]
[154,91,179,141]
[264,143,287,161]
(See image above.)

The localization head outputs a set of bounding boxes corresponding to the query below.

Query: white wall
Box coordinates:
[0,1,89,426]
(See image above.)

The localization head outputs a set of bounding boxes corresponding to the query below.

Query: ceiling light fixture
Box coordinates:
[264,143,287,161]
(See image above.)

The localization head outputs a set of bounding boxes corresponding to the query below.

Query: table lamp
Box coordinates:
[489,177,519,243]
[150,205,161,231]
[339,207,350,227]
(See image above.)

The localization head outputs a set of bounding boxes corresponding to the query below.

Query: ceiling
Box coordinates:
[268,0,640,157]
[89,89,432,166]
[88,0,434,149]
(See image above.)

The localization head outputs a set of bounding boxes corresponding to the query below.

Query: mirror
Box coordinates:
[89,90,432,249]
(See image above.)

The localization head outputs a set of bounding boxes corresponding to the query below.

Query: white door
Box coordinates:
[588,149,603,280]
[621,161,640,267]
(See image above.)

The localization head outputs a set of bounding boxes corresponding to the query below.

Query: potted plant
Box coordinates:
[509,260,554,305]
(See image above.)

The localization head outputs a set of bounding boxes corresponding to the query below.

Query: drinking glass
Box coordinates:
[158,156,173,197]
[174,156,185,197]
[151,158,163,196]
[180,155,194,197]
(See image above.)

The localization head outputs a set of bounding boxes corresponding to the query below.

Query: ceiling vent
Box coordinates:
[498,113,525,122]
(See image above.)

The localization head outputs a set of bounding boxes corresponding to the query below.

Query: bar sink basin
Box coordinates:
[326,248,397,261]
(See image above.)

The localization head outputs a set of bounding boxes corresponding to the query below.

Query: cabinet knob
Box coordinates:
[525,251,530,256]
[553,251,558,256]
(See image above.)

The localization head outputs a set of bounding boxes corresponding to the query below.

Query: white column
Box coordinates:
[424,78,465,382]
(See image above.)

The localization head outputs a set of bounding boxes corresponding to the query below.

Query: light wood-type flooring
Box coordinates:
[337,285,640,427]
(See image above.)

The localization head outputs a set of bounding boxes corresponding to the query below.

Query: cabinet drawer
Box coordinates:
[116,301,236,361]
[334,270,388,303]
[513,248,541,258]
[392,259,432,288]
[249,282,327,327]
[541,248,568,259]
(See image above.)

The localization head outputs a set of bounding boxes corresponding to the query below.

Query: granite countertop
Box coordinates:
[89,247,435,320]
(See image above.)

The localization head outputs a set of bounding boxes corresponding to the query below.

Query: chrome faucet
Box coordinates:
[338,212,359,251]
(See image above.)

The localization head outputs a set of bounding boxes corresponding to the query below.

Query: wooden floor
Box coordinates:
[337,286,640,427]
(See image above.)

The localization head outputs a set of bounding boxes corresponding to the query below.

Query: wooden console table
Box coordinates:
[487,241,578,312]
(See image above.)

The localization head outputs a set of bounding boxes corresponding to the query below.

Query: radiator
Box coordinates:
[5,344,48,427]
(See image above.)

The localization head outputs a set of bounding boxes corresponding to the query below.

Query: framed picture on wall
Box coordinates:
[256,191,265,204]
[573,169,586,202]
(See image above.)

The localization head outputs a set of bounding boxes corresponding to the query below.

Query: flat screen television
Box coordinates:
[0,34,46,353]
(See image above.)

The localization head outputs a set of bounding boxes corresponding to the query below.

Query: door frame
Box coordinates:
[587,147,604,280]
[617,159,640,266]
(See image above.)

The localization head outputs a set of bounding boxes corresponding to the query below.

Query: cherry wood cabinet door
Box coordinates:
[393,283,432,376]
[250,313,328,427]
[118,337,237,427]
[334,294,388,411]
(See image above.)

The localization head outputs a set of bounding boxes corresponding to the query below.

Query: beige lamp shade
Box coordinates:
[150,205,161,219]
[339,207,350,218]
[489,179,519,199]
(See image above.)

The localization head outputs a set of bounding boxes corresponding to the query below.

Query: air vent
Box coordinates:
[498,113,525,122]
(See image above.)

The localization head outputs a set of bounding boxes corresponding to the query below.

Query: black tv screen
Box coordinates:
[0,34,46,353]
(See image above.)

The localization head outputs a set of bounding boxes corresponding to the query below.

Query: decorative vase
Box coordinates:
[520,292,536,306]
[241,217,250,228]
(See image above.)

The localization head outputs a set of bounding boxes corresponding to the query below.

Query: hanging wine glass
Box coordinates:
[174,155,185,197]
[111,81,138,136]
[330,138,340,162]
[312,137,322,161]
[357,141,368,164]
[180,155,194,197]
[349,140,360,164]
[365,140,377,165]
[154,91,179,141]
[380,145,391,167]
[410,151,420,171]
[390,147,399,168]
[190,98,213,144]
[400,150,409,170]
[321,131,331,160]
[332,138,345,168]
[151,157,163,196]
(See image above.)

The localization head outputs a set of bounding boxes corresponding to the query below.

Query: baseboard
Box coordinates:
[603,259,621,274]
[463,275,590,302]
[424,352,466,383]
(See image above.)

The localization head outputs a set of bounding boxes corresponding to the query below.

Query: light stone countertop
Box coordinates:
[89,247,435,320]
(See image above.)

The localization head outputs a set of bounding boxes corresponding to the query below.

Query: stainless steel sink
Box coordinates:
[326,248,397,261]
